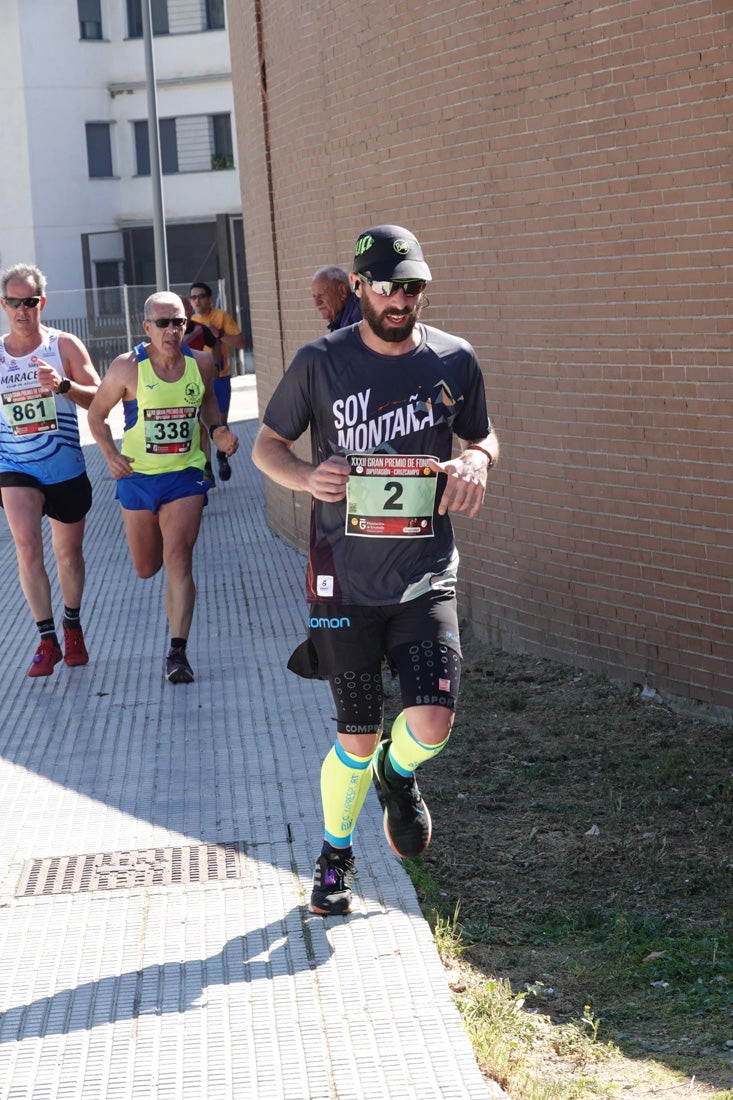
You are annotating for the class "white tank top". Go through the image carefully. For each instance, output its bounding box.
[0,328,85,483]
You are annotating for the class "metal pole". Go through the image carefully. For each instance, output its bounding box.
[122,283,133,349]
[141,0,169,291]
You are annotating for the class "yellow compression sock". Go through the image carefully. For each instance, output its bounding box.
[387,711,451,777]
[320,742,376,848]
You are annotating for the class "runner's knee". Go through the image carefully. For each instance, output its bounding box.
[402,705,454,745]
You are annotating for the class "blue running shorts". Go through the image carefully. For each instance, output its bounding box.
[115,468,209,513]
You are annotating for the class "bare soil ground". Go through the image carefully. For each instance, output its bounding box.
[387,647,733,1098]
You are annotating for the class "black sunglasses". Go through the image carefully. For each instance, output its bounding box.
[4,296,42,309]
[147,317,187,329]
[356,274,427,298]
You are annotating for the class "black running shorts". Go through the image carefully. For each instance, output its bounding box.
[0,471,92,523]
[288,589,461,680]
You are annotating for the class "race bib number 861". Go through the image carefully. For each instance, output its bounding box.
[1,387,58,436]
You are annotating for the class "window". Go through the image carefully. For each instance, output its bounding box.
[86,123,113,178]
[127,0,169,38]
[78,0,102,39]
[134,114,234,175]
[211,114,234,170]
[160,119,179,174]
[134,121,149,175]
[134,119,178,175]
[206,0,225,30]
[127,0,223,36]
[94,261,124,315]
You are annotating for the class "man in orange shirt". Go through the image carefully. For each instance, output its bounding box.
[189,282,245,481]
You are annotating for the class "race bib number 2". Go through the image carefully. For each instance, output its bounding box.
[345,453,438,538]
[1,387,58,436]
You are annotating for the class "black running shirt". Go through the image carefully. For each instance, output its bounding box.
[262,323,491,606]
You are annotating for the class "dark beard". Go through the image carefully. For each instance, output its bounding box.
[360,293,423,343]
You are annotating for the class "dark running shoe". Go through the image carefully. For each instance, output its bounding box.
[63,624,89,667]
[309,849,355,916]
[372,739,432,859]
[166,646,194,684]
[217,451,232,482]
[203,461,216,486]
[27,637,63,678]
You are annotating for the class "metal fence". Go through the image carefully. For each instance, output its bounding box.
[42,280,248,377]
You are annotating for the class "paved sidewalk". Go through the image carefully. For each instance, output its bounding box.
[0,377,504,1099]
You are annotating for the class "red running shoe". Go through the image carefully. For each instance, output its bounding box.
[28,638,63,678]
[63,624,89,667]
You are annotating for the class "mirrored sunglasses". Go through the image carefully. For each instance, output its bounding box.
[4,296,42,309]
[148,317,187,329]
[357,274,427,298]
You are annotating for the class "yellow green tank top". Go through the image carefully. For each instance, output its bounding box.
[122,343,206,475]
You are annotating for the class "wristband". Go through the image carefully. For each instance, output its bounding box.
[465,443,494,468]
[209,424,223,440]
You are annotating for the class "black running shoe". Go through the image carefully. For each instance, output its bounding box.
[165,646,194,684]
[203,461,216,486]
[309,849,355,916]
[217,451,232,482]
[372,739,432,858]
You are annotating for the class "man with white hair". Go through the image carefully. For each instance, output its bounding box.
[311,266,362,331]
[88,292,238,684]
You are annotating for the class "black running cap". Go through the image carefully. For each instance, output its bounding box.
[352,225,432,281]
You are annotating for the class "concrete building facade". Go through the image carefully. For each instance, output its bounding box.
[227,1,733,709]
[2,0,248,340]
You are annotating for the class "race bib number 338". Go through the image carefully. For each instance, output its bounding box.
[144,407,196,454]
[345,453,438,538]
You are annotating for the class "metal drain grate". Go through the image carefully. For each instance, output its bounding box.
[16,841,251,897]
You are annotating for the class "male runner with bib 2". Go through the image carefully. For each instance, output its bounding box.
[253,225,499,915]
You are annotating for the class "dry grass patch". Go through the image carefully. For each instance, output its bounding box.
[389,649,733,1099]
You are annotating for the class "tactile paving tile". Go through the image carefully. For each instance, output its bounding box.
[0,380,505,1099]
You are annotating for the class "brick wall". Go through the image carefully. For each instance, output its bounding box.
[227,1,733,709]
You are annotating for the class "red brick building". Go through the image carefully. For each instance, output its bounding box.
[227,2,733,709]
